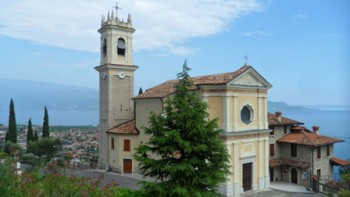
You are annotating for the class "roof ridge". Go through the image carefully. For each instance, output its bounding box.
[301,131,314,145]
[191,64,251,79]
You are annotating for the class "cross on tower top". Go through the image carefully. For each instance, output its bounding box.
[113,2,122,17]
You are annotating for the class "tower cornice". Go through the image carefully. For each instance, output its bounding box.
[95,64,138,72]
[98,22,135,33]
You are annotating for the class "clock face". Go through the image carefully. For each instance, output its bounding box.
[118,71,126,79]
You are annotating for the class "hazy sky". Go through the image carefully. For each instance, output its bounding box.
[0,0,349,106]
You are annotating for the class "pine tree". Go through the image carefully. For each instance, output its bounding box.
[27,118,34,142]
[138,87,143,95]
[5,99,17,143]
[134,61,230,196]
[34,129,39,141]
[42,106,50,138]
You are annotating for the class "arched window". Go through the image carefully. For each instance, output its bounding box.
[102,38,107,56]
[117,38,126,56]
[240,105,254,124]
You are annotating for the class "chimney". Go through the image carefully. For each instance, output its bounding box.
[312,126,320,135]
[275,111,282,122]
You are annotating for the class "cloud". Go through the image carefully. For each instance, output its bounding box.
[291,14,308,20]
[0,0,262,54]
[244,30,272,36]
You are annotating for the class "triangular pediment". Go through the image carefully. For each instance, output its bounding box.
[228,67,272,89]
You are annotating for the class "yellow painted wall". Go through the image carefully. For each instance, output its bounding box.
[227,135,269,191]
[208,96,223,128]
[108,134,139,173]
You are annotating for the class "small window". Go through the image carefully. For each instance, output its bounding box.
[269,126,274,136]
[327,145,330,156]
[317,169,321,178]
[317,146,321,158]
[240,105,253,124]
[111,138,114,149]
[124,139,130,151]
[117,38,126,56]
[284,126,287,134]
[302,171,308,180]
[102,38,107,56]
[270,143,275,157]
[291,144,297,157]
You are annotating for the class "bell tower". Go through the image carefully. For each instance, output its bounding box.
[95,10,138,169]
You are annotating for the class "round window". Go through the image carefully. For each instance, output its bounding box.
[241,105,253,124]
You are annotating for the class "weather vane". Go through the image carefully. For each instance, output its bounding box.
[113,2,122,17]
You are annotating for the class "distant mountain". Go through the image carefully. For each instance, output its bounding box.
[0,78,308,113]
[268,101,308,112]
[0,79,98,111]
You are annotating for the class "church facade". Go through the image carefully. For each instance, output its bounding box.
[95,10,272,196]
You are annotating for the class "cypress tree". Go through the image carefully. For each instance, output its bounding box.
[134,61,230,196]
[34,129,39,141]
[138,87,143,95]
[42,106,50,138]
[5,99,17,143]
[27,118,34,142]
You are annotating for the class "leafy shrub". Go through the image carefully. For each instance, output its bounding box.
[0,159,142,197]
[27,138,61,159]
[339,190,350,197]
[3,141,21,155]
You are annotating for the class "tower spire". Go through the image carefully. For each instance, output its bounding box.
[113,2,122,18]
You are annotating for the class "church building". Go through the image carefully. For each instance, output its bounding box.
[95,10,272,196]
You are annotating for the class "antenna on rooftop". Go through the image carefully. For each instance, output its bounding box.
[244,55,248,65]
[113,2,122,17]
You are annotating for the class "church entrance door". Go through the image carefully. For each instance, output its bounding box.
[243,163,252,191]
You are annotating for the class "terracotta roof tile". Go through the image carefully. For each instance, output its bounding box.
[268,112,303,125]
[134,65,251,99]
[269,158,309,169]
[330,157,350,166]
[107,120,139,135]
[290,126,312,133]
[277,130,343,146]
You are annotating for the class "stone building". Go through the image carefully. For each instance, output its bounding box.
[268,112,350,189]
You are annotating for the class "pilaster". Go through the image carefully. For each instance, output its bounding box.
[233,96,238,131]
[223,96,231,131]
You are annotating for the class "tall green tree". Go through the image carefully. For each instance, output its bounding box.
[138,87,143,95]
[27,118,34,142]
[34,129,39,141]
[134,61,230,196]
[42,106,50,138]
[5,99,17,143]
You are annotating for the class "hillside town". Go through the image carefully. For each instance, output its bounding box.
[0,1,349,197]
[0,125,99,166]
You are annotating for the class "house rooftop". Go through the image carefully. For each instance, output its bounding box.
[107,120,139,135]
[330,157,350,167]
[134,65,270,99]
[268,112,303,126]
[278,129,343,146]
